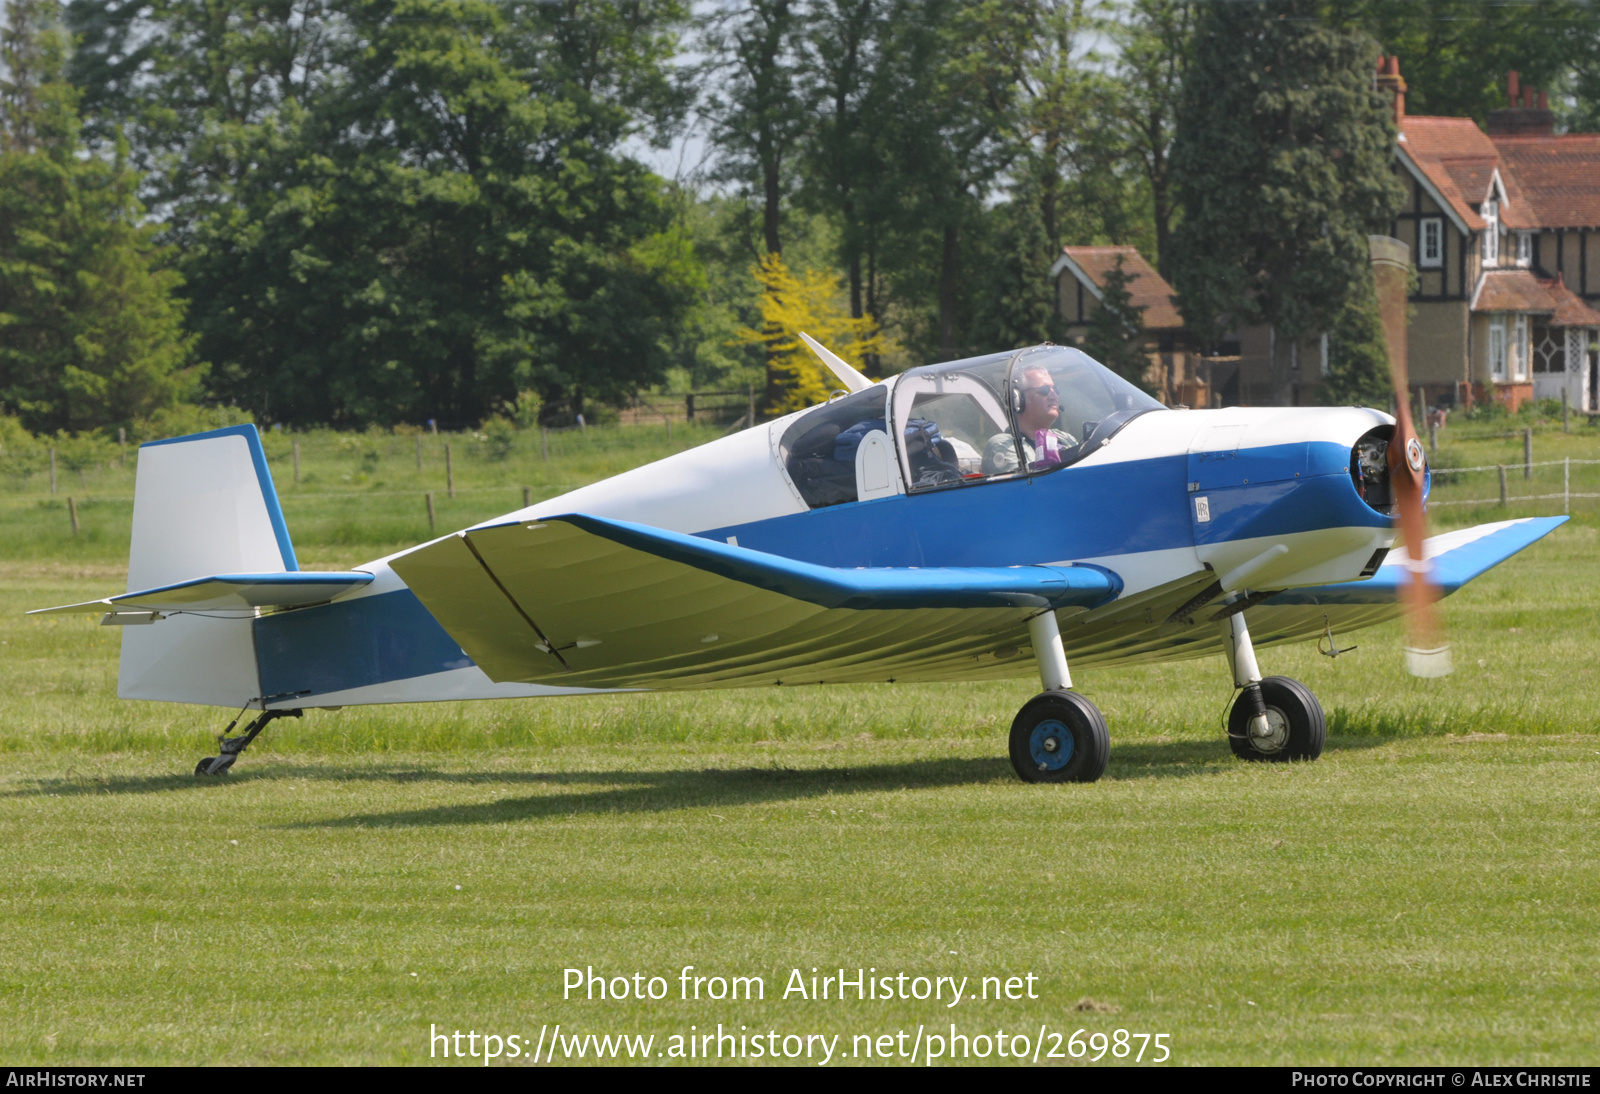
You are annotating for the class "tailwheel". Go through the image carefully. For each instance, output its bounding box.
[195,757,222,776]
[1228,676,1325,762]
[1009,690,1109,784]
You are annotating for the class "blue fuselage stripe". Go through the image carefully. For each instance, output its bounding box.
[699,443,1381,568]
[254,589,472,697]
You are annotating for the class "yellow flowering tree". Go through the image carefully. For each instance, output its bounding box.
[737,253,890,415]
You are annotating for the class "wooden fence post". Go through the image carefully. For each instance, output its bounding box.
[1523,428,1532,480]
[426,492,436,534]
[445,444,454,498]
[686,393,696,422]
[68,496,78,535]
[522,485,531,508]
[1563,388,1571,433]
[1498,464,1508,506]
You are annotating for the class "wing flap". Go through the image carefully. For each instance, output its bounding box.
[29,571,374,615]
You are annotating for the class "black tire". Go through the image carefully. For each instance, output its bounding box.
[1009,690,1110,784]
[195,757,219,776]
[1228,676,1325,762]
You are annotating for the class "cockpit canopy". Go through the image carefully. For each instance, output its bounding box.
[780,345,1165,509]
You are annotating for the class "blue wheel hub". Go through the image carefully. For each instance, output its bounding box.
[1030,718,1076,771]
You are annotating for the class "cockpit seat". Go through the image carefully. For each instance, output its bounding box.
[786,421,858,508]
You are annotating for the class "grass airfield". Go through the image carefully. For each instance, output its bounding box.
[1,422,1598,1065]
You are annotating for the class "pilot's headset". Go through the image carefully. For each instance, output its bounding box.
[1010,368,1046,416]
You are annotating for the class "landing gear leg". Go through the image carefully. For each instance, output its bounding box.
[1007,610,1109,783]
[195,707,302,776]
[1221,611,1324,762]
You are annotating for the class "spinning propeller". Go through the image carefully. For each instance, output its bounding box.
[1384,315,1452,678]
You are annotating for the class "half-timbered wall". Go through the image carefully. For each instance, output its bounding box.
[1390,174,1470,300]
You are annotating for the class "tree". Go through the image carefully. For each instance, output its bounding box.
[878,0,1033,359]
[797,0,894,325]
[1318,271,1391,407]
[967,190,1058,351]
[79,0,699,428]
[1322,0,1595,124]
[1107,0,1192,279]
[1080,254,1153,391]
[735,251,888,413]
[0,0,197,435]
[701,0,810,258]
[1167,1,1405,353]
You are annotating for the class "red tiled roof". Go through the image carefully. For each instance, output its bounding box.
[1545,276,1600,327]
[1400,115,1600,231]
[1472,269,1555,313]
[1489,135,1600,228]
[1398,117,1495,230]
[1058,246,1184,329]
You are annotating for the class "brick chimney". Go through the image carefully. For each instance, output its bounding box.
[1489,69,1554,136]
[1376,55,1406,125]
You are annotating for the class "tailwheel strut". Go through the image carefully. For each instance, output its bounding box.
[195,707,302,776]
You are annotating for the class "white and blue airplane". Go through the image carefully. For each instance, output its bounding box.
[32,339,1564,782]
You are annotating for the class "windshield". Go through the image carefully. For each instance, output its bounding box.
[889,345,1164,491]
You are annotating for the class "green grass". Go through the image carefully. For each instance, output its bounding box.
[0,420,1597,1064]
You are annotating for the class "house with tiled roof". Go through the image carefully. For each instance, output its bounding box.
[1051,61,1600,413]
[1049,245,1211,406]
[1388,62,1600,412]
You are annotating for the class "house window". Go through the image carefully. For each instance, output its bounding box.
[1517,232,1533,267]
[1534,321,1561,373]
[1419,218,1443,268]
[1489,316,1507,380]
[1482,200,1499,265]
[1512,314,1530,381]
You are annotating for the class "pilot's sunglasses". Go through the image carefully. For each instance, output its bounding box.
[1025,384,1059,398]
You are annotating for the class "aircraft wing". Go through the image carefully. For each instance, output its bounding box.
[388,514,1122,689]
[28,572,374,616]
[1267,516,1567,605]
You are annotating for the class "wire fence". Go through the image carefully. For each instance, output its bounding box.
[1429,457,1600,512]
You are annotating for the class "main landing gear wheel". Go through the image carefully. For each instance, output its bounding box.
[1228,676,1325,763]
[1009,690,1110,784]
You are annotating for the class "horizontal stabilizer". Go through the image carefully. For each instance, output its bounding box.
[1269,516,1566,605]
[30,571,374,616]
[547,513,1122,610]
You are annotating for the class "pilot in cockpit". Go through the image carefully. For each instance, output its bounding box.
[982,364,1078,475]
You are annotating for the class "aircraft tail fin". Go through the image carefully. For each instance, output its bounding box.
[116,425,299,707]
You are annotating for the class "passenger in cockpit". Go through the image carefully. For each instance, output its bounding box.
[982,365,1078,474]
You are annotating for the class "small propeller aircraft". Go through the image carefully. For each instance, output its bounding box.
[32,337,1563,783]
